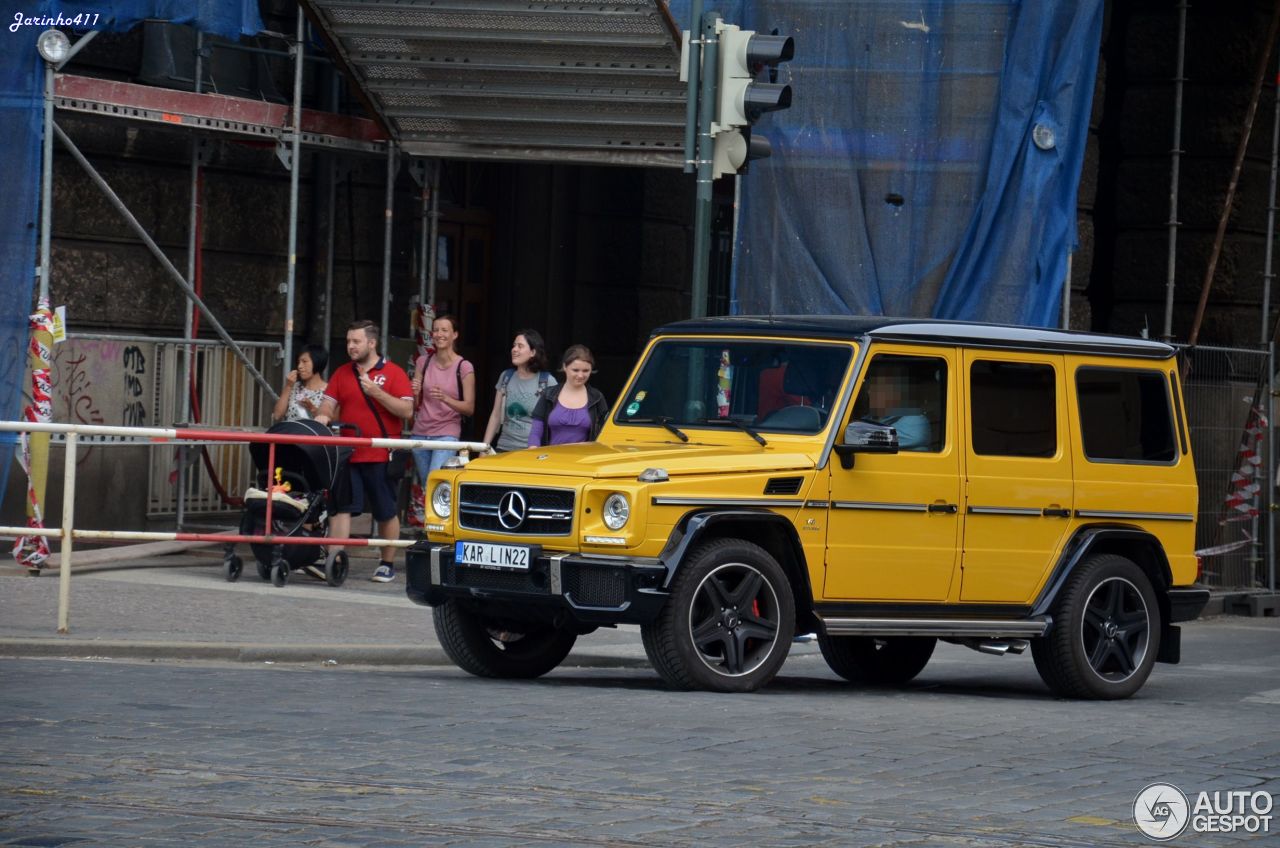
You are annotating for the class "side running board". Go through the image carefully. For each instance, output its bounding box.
[818,616,1051,639]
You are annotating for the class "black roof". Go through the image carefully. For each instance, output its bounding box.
[651,315,1177,360]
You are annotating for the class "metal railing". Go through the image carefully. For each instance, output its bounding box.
[0,420,486,634]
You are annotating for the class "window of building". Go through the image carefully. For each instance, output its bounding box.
[970,360,1057,457]
[1076,368,1177,463]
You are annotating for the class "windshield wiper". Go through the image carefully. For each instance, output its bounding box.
[626,416,689,442]
[700,417,767,446]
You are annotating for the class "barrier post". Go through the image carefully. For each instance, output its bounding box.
[58,432,77,634]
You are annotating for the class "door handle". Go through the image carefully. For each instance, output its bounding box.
[1042,507,1071,518]
[928,503,958,514]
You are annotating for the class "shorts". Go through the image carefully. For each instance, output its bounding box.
[330,460,398,523]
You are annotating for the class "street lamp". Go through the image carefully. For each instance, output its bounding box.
[36,29,70,65]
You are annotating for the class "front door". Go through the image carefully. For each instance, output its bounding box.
[959,351,1074,603]
[824,347,961,601]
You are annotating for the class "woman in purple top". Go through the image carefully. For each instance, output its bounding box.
[528,344,609,446]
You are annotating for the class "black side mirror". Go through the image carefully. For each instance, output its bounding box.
[833,420,900,469]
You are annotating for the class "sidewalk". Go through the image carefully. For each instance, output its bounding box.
[0,541,653,669]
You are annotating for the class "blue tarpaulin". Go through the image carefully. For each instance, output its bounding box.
[0,27,43,497]
[13,1,263,41]
[666,0,1103,327]
[0,1,263,507]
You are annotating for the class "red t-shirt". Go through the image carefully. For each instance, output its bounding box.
[324,358,412,463]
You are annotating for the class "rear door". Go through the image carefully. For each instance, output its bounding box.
[960,351,1074,603]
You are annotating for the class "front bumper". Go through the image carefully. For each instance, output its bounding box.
[405,542,670,626]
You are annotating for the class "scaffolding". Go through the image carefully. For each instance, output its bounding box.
[36,9,413,527]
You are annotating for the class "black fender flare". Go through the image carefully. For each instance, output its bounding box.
[1030,525,1174,619]
[657,509,814,599]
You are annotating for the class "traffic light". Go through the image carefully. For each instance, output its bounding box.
[712,24,794,179]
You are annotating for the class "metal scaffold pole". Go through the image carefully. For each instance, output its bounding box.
[1162,0,1188,341]
[381,143,397,346]
[178,31,205,531]
[428,160,441,307]
[690,11,719,319]
[282,8,305,376]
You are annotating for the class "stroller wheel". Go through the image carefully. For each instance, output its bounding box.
[256,560,271,581]
[223,555,243,582]
[270,560,289,587]
[325,550,349,587]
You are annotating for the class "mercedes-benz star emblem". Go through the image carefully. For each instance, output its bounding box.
[497,490,527,530]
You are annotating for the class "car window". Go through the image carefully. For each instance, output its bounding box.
[616,340,852,434]
[850,354,947,452]
[970,360,1057,457]
[1076,367,1177,463]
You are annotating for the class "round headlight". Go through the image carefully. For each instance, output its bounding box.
[430,481,452,519]
[602,493,630,531]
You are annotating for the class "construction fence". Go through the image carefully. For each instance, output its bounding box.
[1177,343,1275,592]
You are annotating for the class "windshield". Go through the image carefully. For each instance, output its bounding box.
[615,339,854,435]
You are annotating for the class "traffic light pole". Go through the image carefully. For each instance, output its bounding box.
[682,0,703,175]
[690,12,719,319]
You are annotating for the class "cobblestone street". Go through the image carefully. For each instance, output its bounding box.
[2,616,1277,846]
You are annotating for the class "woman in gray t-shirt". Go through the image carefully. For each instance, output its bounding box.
[482,329,557,452]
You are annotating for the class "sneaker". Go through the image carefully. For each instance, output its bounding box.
[304,564,326,581]
[371,563,395,583]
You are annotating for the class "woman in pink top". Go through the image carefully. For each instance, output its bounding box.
[410,314,476,485]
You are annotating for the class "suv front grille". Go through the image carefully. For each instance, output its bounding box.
[458,484,575,536]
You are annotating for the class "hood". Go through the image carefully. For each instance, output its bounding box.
[465,440,816,479]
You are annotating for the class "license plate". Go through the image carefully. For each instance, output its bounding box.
[455,541,533,570]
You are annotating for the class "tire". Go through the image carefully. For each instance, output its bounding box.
[640,538,795,693]
[223,555,243,583]
[325,550,349,587]
[432,600,577,679]
[1031,553,1160,700]
[817,633,936,685]
[270,561,289,588]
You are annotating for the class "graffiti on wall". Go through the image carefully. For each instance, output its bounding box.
[122,345,147,427]
[49,339,155,430]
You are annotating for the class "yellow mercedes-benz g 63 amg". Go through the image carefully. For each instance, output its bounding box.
[407,316,1208,698]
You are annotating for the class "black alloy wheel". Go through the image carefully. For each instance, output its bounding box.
[817,633,936,685]
[433,599,577,679]
[642,538,795,693]
[1032,553,1160,700]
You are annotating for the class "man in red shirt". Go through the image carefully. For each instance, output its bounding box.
[316,320,413,582]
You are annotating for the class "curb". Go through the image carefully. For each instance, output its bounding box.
[0,638,653,669]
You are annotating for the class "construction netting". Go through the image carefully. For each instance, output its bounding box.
[666,0,1102,326]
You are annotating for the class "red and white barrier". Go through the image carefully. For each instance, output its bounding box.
[0,420,489,634]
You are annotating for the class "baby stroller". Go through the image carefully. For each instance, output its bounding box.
[222,418,352,588]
